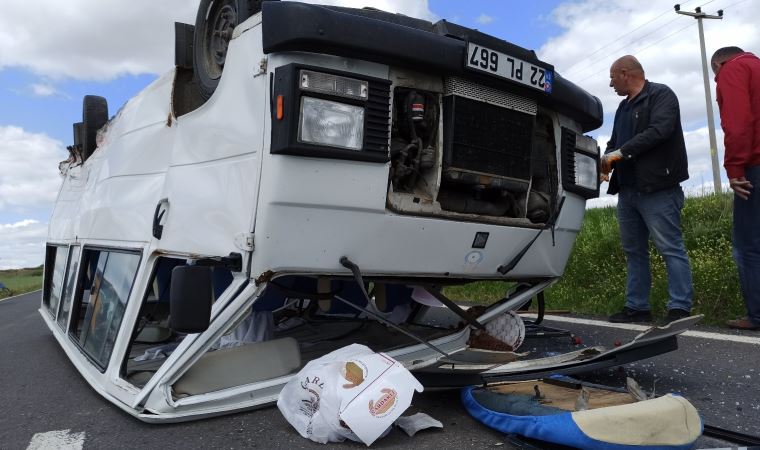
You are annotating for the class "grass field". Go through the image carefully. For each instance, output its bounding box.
[0,266,43,300]
[444,192,744,325]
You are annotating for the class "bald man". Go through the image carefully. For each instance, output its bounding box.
[601,55,693,324]
[711,46,760,330]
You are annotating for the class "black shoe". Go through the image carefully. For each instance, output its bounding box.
[608,307,652,323]
[664,308,691,323]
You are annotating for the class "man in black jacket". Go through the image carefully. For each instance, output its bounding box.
[601,55,693,323]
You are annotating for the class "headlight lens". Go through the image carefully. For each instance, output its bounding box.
[298,97,365,150]
[574,152,597,190]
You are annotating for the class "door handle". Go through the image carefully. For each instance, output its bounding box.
[152,198,169,239]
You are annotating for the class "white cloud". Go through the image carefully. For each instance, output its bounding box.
[683,125,726,190]
[10,82,70,98]
[30,83,63,97]
[0,0,434,82]
[477,14,495,24]
[0,219,47,269]
[0,126,66,213]
[539,0,758,193]
[0,1,198,81]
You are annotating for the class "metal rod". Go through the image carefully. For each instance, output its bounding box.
[702,424,760,446]
[333,294,450,357]
[423,287,487,331]
[338,255,450,357]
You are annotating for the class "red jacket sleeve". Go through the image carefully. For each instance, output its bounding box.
[717,63,754,179]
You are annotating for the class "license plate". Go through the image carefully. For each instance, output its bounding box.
[466,43,553,94]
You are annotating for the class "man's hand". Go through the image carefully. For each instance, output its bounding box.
[729,177,753,200]
[599,149,623,182]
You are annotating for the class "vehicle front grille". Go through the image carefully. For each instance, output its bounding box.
[442,78,536,188]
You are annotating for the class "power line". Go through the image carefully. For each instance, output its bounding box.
[561,2,691,73]
[566,15,684,77]
[575,21,696,84]
[567,0,746,84]
[633,21,697,58]
[711,0,752,11]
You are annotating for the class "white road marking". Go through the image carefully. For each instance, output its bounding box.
[0,289,41,303]
[26,429,85,450]
[524,314,760,345]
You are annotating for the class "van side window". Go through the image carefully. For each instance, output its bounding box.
[57,246,81,330]
[43,245,69,317]
[69,249,141,370]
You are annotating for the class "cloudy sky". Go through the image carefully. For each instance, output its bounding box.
[0,0,757,269]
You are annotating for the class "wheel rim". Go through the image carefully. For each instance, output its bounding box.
[204,2,237,80]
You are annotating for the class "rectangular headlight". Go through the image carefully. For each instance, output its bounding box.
[574,152,598,190]
[298,97,365,150]
[300,70,369,100]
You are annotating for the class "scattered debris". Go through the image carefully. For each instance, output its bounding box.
[626,377,656,401]
[575,387,591,411]
[394,413,443,437]
[533,385,544,401]
[626,377,648,402]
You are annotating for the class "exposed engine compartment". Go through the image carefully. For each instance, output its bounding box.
[387,74,559,226]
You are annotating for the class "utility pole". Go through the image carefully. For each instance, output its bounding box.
[675,4,723,194]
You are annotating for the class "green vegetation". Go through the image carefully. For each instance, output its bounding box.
[444,193,744,325]
[0,266,43,300]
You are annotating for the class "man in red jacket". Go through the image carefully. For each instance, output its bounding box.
[711,46,760,330]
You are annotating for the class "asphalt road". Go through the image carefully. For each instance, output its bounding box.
[2,291,758,449]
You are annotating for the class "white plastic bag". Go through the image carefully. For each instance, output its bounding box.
[277,344,423,446]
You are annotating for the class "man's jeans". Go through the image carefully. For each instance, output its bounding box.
[617,186,693,312]
[733,165,760,326]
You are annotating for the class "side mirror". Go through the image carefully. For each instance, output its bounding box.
[169,266,213,333]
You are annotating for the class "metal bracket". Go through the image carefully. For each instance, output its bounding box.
[234,232,255,251]
[255,57,268,76]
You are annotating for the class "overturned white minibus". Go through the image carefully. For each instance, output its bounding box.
[40,0,696,422]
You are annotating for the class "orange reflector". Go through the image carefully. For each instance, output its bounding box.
[276,95,284,120]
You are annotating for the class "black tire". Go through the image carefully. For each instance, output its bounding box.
[82,95,108,160]
[193,0,260,100]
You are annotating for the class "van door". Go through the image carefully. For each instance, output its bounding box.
[150,19,268,259]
